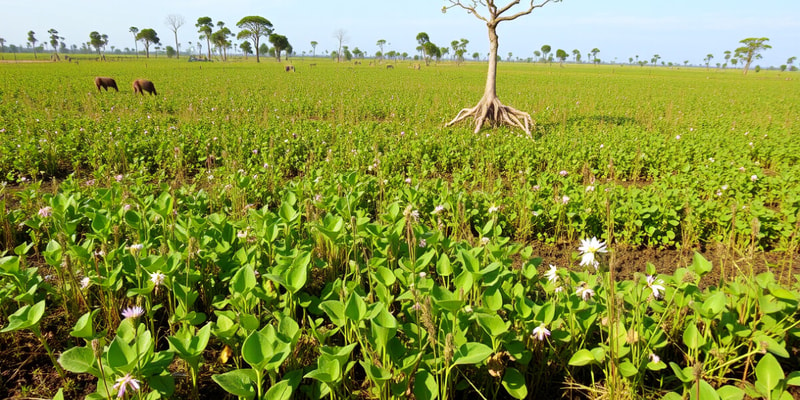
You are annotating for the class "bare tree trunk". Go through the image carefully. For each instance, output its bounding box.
[446,22,532,135]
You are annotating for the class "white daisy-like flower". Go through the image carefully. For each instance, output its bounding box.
[646,275,665,299]
[488,204,499,214]
[150,271,166,288]
[544,264,558,284]
[649,353,661,363]
[80,277,91,290]
[578,237,607,269]
[576,283,595,301]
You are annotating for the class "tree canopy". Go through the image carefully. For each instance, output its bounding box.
[136,29,160,58]
[196,17,214,60]
[236,16,273,63]
[736,37,771,75]
[269,33,290,62]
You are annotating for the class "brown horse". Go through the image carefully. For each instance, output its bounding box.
[94,77,119,92]
[133,79,157,96]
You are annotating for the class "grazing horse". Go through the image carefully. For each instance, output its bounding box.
[285,65,295,72]
[132,79,157,96]
[386,64,394,69]
[94,77,119,92]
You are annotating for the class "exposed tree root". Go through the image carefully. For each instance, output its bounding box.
[446,96,532,136]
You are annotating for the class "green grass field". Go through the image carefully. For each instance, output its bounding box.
[0,57,799,399]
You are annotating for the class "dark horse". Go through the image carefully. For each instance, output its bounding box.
[133,79,157,96]
[94,77,119,92]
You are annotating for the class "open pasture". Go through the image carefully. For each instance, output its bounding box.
[1,58,799,399]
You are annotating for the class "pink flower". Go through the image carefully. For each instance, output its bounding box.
[532,323,551,341]
[38,206,53,218]
[113,373,141,398]
[121,305,144,319]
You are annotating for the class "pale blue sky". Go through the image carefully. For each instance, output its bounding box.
[1,0,798,67]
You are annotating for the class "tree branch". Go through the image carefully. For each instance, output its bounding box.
[445,1,489,23]
[494,0,555,24]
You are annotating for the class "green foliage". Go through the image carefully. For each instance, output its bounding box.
[1,60,799,399]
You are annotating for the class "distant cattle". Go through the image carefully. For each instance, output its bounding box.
[354,61,361,65]
[285,65,295,72]
[386,64,394,69]
[95,77,119,92]
[309,63,316,68]
[132,79,157,96]
[412,63,421,70]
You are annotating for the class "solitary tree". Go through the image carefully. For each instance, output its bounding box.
[269,34,290,62]
[555,48,568,66]
[196,17,214,60]
[735,37,770,75]
[572,49,581,63]
[239,41,252,59]
[48,29,62,60]
[27,31,38,59]
[590,48,600,64]
[236,16,273,63]
[165,14,185,59]
[540,44,551,63]
[136,29,160,58]
[443,0,560,135]
[704,53,713,70]
[89,31,107,56]
[310,41,318,57]
[376,39,386,60]
[129,27,139,58]
[0,38,6,53]
[333,29,348,62]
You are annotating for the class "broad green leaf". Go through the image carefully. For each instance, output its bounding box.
[265,370,302,400]
[716,385,745,400]
[701,291,727,317]
[70,310,97,339]
[690,252,712,277]
[683,323,705,350]
[242,331,271,371]
[501,367,528,399]
[475,313,508,338]
[212,369,257,399]
[107,336,137,371]
[618,360,639,377]
[669,362,693,383]
[690,380,720,400]
[231,264,257,295]
[568,349,597,366]
[755,353,784,392]
[58,346,96,374]
[319,300,346,327]
[1,300,46,333]
[436,254,453,277]
[360,360,391,383]
[413,369,438,400]
[285,250,310,293]
[452,342,493,366]
[345,291,367,322]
